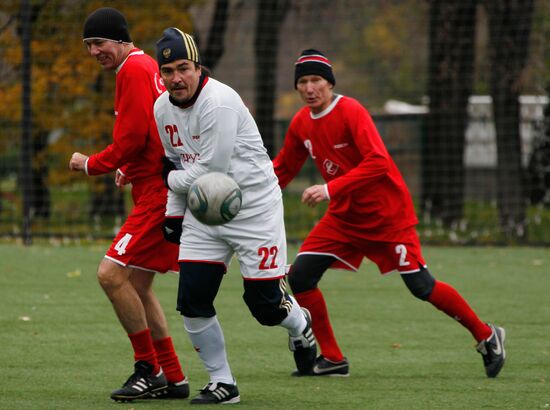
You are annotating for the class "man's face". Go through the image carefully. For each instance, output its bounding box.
[84,39,126,70]
[296,75,334,114]
[160,59,201,104]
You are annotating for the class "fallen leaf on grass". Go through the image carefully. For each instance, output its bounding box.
[66,269,81,278]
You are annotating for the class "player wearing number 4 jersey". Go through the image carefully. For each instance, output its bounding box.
[69,8,188,402]
[153,28,316,404]
[273,49,506,378]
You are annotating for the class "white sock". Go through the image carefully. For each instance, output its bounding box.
[279,295,307,336]
[183,315,234,385]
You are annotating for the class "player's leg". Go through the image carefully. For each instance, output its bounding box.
[96,258,167,401]
[401,266,492,341]
[385,228,505,377]
[242,277,317,375]
[401,267,505,377]
[288,254,349,376]
[178,261,240,405]
[130,269,188,398]
[233,198,317,377]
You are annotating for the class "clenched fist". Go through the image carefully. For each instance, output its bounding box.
[69,152,88,172]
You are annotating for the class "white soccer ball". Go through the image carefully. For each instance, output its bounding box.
[187,172,242,225]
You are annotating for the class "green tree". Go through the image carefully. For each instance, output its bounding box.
[0,0,197,219]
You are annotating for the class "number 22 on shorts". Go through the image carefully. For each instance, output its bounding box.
[258,246,278,270]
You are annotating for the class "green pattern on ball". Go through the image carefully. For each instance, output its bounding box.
[220,188,243,221]
[188,184,209,218]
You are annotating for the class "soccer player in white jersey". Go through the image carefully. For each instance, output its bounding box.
[153,27,317,405]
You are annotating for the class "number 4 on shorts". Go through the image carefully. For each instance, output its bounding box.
[114,233,133,255]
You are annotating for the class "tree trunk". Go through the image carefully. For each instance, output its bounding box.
[31,130,50,218]
[254,0,291,158]
[422,0,477,227]
[526,83,550,205]
[484,0,534,240]
[198,0,229,71]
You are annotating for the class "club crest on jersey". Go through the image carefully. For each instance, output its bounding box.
[323,159,339,175]
[162,48,171,59]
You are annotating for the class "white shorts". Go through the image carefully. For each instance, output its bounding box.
[179,199,287,280]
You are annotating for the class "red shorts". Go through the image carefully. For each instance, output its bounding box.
[298,216,426,275]
[105,181,179,273]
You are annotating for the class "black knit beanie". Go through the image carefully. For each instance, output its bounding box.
[83,7,132,43]
[156,28,201,66]
[294,49,335,88]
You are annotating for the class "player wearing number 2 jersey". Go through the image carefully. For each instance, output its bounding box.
[273,49,506,379]
[154,28,317,405]
[68,8,187,402]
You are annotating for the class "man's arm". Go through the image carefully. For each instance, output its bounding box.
[87,66,154,175]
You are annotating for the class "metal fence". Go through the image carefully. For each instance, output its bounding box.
[1,0,548,245]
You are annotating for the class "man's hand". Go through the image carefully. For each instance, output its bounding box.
[69,152,88,172]
[302,184,329,208]
[162,156,177,190]
[115,169,130,187]
[163,216,183,244]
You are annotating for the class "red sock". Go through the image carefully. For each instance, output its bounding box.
[153,337,185,383]
[428,280,492,342]
[128,329,160,374]
[295,288,344,362]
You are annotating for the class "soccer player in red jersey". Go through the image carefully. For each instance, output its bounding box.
[68,8,188,401]
[273,49,506,378]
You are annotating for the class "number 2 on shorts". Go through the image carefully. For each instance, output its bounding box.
[395,244,411,267]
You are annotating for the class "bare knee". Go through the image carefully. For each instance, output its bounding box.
[96,259,128,294]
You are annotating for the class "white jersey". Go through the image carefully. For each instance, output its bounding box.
[154,77,282,217]
[154,76,286,278]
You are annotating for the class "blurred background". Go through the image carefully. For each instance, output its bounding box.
[0,0,548,245]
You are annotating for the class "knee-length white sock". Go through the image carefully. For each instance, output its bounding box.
[183,315,235,385]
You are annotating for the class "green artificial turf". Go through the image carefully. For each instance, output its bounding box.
[1,243,548,409]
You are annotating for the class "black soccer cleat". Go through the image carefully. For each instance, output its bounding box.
[289,308,317,375]
[160,378,190,399]
[312,355,350,377]
[476,324,506,378]
[110,360,168,402]
[190,381,240,405]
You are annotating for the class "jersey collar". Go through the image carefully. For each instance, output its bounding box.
[310,94,342,119]
[116,48,143,74]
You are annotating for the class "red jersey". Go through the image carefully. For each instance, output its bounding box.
[87,49,165,185]
[273,95,418,239]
